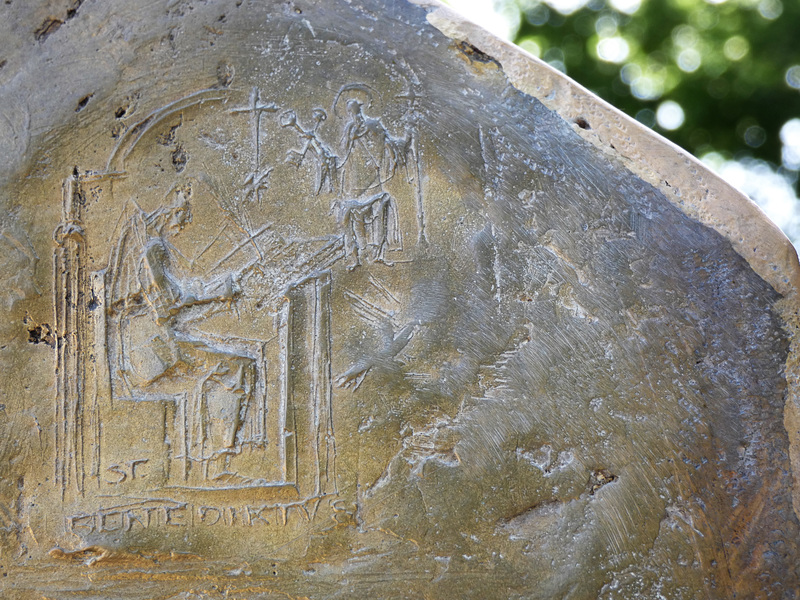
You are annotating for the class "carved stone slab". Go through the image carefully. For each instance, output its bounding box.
[1,0,798,598]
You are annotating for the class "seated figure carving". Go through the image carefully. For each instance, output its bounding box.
[106,184,256,486]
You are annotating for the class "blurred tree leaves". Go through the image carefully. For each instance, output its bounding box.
[512,0,800,187]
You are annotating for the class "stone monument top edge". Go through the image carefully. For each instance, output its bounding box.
[415,0,800,299]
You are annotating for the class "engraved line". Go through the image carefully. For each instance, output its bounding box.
[343,290,393,324]
[368,274,399,305]
[191,222,229,267]
[312,278,322,497]
[209,224,273,272]
[278,300,290,482]
[412,131,427,244]
[322,273,336,493]
[106,89,227,172]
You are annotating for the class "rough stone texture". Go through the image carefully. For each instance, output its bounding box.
[0,1,799,598]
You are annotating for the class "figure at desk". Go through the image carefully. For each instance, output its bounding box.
[107,184,256,485]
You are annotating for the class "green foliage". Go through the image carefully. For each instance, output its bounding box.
[514,0,800,180]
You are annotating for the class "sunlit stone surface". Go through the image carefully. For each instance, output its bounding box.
[1,1,798,598]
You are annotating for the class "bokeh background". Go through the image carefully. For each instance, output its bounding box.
[446,0,800,246]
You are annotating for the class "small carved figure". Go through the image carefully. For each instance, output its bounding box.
[336,319,419,389]
[331,191,400,270]
[280,108,339,195]
[339,98,411,197]
[107,184,256,484]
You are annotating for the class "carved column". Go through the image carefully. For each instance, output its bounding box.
[53,175,88,498]
[279,270,337,498]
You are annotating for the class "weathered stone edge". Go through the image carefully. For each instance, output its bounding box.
[413,0,800,299]
[412,0,800,522]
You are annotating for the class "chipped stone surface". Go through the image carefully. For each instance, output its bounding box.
[420,0,800,299]
[0,1,798,598]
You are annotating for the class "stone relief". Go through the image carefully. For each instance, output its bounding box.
[51,77,426,524]
[0,1,796,597]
